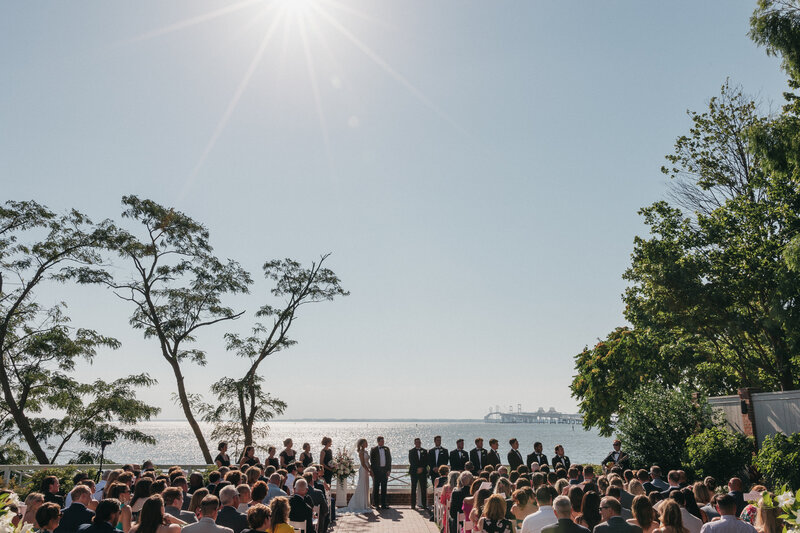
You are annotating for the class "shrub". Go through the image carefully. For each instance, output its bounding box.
[685,427,753,481]
[617,383,713,470]
[16,465,97,499]
[754,432,800,489]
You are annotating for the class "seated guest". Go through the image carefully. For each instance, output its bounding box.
[55,485,94,533]
[302,471,328,533]
[660,472,683,499]
[628,495,659,533]
[654,500,688,533]
[511,487,538,526]
[644,468,668,494]
[595,496,642,533]
[666,492,701,533]
[215,486,248,533]
[241,504,270,533]
[188,489,209,516]
[727,479,746,517]
[183,496,231,533]
[36,502,62,533]
[542,495,590,533]
[470,489,493,527]
[436,466,451,489]
[521,486,555,533]
[250,483,267,508]
[478,494,515,533]
[692,482,715,522]
[607,487,633,519]
[22,492,44,527]
[82,499,121,533]
[288,479,313,533]
[107,482,133,532]
[163,487,196,524]
[441,472,461,533]
[700,495,756,533]
[266,497,293,533]
[236,485,251,513]
[752,495,780,533]
[568,468,581,486]
[130,495,183,533]
[449,472,474,533]
[41,476,65,507]
[263,474,286,505]
[188,474,205,496]
[629,480,646,498]
[568,486,584,521]
[576,492,602,532]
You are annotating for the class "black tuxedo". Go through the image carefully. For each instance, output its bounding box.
[552,454,570,471]
[215,506,248,533]
[55,503,94,533]
[594,516,642,533]
[507,448,524,471]
[542,518,591,533]
[428,446,449,483]
[601,450,631,470]
[370,445,392,508]
[78,522,117,533]
[288,493,314,533]
[449,448,469,471]
[408,447,429,509]
[469,447,488,471]
[486,448,501,468]
[527,452,548,469]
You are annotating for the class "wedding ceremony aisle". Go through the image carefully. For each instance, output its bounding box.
[331,506,439,533]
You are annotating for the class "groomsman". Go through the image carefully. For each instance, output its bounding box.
[408,438,429,510]
[370,436,391,509]
[507,438,524,471]
[449,439,469,471]
[469,438,488,472]
[428,435,448,485]
[486,439,501,468]
[527,441,548,470]
[552,444,571,471]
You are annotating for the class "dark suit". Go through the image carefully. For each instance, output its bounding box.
[428,446,449,483]
[659,486,682,499]
[307,484,328,533]
[527,452,548,469]
[601,451,631,470]
[469,447,488,471]
[507,448,524,471]
[449,448,469,471]
[166,505,197,524]
[314,480,330,532]
[594,516,642,533]
[288,493,314,533]
[552,454,571,471]
[618,490,634,510]
[408,447,429,509]
[729,490,745,516]
[55,503,95,533]
[486,448,501,469]
[78,522,116,533]
[370,445,392,508]
[215,506,248,533]
[449,487,469,533]
[542,518,591,533]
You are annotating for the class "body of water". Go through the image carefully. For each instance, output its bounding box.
[80,420,612,466]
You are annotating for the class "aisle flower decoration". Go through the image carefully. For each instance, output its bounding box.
[764,487,800,533]
[331,447,355,483]
[0,491,33,533]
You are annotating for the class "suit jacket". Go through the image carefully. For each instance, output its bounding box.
[184,517,233,533]
[542,518,591,533]
[449,487,469,520]
[428,446,449,473]
[370,445,392,471]
[552,454,571,471]
[486,449,501,468]
[55,503,95,533]
[594,516,642,533]
[408,447,428,476]
[78,522,116,533]
[729,491,746,516]
[507,448,524,471]
[165,505,197,524]
[618,490,634,510]
[215,506,248,533]
[449,449,469,471]
[307,484,328,519]
[469,447,488,471]
[601,451,631,470]
[288,493,314,533]
[527,452,548,469]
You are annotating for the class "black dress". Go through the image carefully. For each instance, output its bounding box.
[267,457,280,470]
[242,457,259,467]
[480,518,513,533]
[279,449,296,466]
[214,453,231,467]
[299,452,313,467]
[322,448,333,484]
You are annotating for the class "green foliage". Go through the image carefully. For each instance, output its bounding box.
[684,427,754,481]
[754,432,800,488]
[0,443,33,465]
[616,383,713,470]
[16,465,96,499]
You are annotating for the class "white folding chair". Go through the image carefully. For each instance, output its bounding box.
[289,521,306,533]
[457,512,465,533]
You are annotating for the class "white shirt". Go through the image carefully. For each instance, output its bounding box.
[681,507,703,533]
[521,505,557,533]
[378,447,386,467]
[286,473,295,495]
[700,515,757,533]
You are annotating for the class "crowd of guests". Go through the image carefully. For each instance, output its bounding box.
[428,438,780,533]
[6,438,338,533]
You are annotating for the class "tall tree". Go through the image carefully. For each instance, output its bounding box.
[103,196,252,464]
[0,200,158,464]
[201,255,348,449]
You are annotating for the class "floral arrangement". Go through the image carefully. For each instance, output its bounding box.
[0,491,32,533]
[331,447,355,483]
[764,488,799,533]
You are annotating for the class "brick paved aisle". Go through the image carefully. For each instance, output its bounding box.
[330,506,439,533]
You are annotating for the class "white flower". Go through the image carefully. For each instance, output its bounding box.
[777,492,796,508]
[0,512,15,533]
[18,522,34,533]
[5,494,20,508]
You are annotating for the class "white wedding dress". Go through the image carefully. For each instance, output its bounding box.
[343,448,372,513]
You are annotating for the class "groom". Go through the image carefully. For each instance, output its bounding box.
[370,436,391,509]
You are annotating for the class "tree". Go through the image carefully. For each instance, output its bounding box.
[684,427,754,482]
[616,383,713,470]
[201,255,348,450]
[0,200,159,464]
[103,196,252,463]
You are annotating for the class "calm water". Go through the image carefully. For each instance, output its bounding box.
[87,420,611,466]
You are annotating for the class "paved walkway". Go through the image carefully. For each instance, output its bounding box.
[331,506,439,533]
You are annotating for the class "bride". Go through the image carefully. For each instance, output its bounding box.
[344,438,372,513]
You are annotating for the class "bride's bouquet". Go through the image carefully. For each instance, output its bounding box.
[331,447,356,483]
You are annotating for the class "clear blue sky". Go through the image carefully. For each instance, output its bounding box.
[0,1,789,419]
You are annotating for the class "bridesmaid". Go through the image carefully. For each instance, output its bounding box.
[298,443,314,467]
[279,438,296,467]
[266,447,280,470]
[319,437,334,485]
[214,442,230,468]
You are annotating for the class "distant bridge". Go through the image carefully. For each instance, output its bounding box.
[484,405,583,424]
